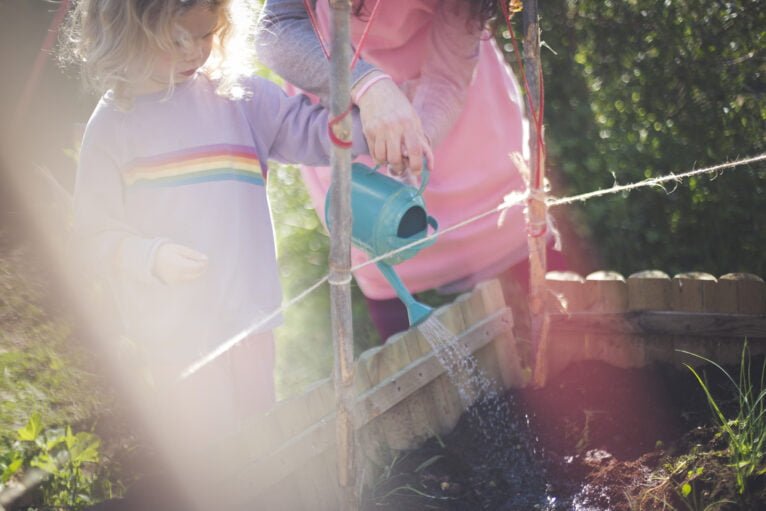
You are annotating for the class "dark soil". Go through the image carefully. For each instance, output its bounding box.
[362,359,766,511]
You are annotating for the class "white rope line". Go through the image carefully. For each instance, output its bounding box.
[179,275,329,380]
[179,152,765,380]
[547,153,766,207]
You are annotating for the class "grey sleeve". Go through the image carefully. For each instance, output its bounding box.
[411,0,481,146]
[256,0,377,101]
[248,78,368,165]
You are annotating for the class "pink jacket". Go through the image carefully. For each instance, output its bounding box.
[266,0,530,299]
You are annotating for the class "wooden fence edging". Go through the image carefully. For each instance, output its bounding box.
[627,270,671,310]
[352,307,512,429]
[217,299,516,507]
[547,311,766,338]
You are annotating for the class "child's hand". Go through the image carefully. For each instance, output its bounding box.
[152,243,209,284]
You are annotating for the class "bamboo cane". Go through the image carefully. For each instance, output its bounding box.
[327,1,357,509]
[521,1,550,388]
[522,0,546,313]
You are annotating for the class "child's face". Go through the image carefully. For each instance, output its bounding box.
[140,4,220,93]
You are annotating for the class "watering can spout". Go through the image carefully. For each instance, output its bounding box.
[376,262,433,326]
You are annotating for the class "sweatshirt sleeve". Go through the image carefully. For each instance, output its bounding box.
[256,0,377,101]
[72,117,166,284]
[411,0,481,146]
[247,77,368,165]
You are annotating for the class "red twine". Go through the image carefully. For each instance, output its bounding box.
[302,0,383,148]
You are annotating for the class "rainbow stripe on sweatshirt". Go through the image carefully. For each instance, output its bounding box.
[123,144,264,188]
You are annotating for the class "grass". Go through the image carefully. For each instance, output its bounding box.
[621,344,765,511]
[679,342,766,497]
[0,246,127,509]
[0,250,107,441]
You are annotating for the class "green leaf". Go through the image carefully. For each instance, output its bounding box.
[45,434,66,452]
[31,453,59,475]
[17,412,43,442]
[65,425,75,451]
[414,455,445,473]
[681,482,692,497]
[1,456,23,483]
[69,432,101,465]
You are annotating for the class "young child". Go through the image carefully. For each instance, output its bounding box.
[61,0,366,494]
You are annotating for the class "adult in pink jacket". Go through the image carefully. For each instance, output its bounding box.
[258,0,538,340]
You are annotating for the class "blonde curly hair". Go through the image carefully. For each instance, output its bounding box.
[60,0,256,106]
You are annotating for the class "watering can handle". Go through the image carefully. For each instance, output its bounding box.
[419,215,438,250]
[371,159,430,195]
[416,160,430,196]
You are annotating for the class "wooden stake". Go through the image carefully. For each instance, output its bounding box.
[327,1,356,509]
[522,0,545,312]
[522,0,548,385]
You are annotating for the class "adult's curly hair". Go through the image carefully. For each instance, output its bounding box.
[354,0,497,26]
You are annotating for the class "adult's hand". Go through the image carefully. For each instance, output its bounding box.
[355,77,433,176]
[152,243,209,285]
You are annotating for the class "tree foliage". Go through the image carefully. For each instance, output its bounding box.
[511,0,765,276]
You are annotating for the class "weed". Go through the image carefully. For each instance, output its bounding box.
[675,465,734,511]
[0,412,118,510]
[679,342,766,496]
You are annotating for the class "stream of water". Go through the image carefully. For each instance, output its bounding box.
[416,315,565,510]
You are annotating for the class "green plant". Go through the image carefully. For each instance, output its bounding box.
[1,412,110,510]
[677,466,734,511]
[634,454,734,511]
[679,342,766,496]
[509,0,766,278]
[364,448,457,508]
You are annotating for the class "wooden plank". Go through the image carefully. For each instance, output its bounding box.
[459,289,525,388]
[293,446,340,511]
[210,405,285,483]
[548,311,766,338]
[401,327,443,444]
[414,308,464,437]
[717,273,766,314]
[354,348,388,467]
[362,333,409,385]
[239,413,338,495]
[371,331,421,451]
[627,270,671,310]
[545,271,585,312]
[287,381,338,510]
[303,379,336,427]
[476,279,506,314]
[585,271,627,312]
[272,391,322,442]
[353,346,382,395]
[582,332,646,368]
[352,308,511,428]
[671,272,717,312]
[234,467,303,510]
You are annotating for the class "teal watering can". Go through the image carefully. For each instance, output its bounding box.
[326,162,439,326]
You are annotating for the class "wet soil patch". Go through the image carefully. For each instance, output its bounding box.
[362,359,766,510]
